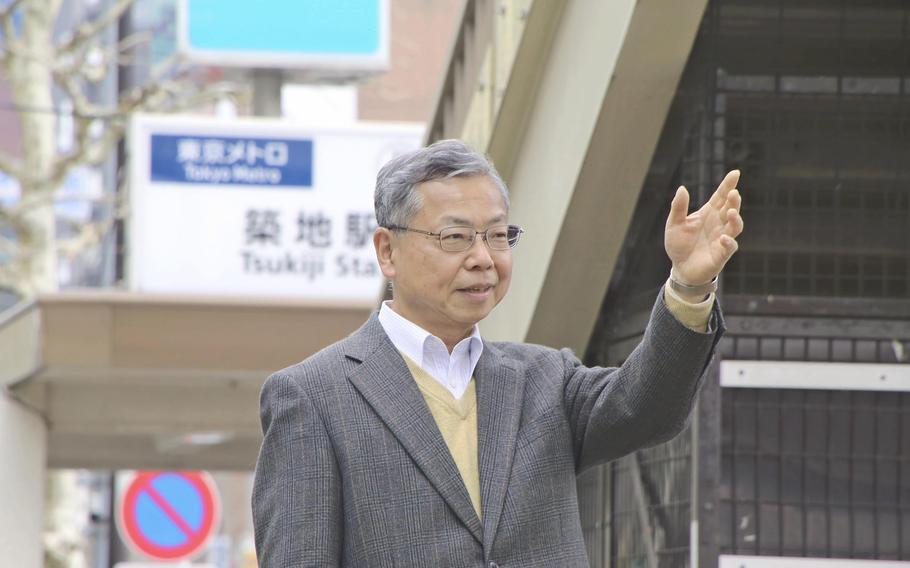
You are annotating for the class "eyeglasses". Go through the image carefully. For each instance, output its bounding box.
[386,224,524,252]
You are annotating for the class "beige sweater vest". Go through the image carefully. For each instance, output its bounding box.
[401,355,482,518]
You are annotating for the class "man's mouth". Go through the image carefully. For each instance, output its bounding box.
[458,284,494,293]
[459,284,493,292]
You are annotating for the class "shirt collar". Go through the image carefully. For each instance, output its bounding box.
[377,301,484,368]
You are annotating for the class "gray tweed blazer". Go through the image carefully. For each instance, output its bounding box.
[253,288,724,567]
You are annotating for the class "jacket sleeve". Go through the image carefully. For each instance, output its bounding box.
[562,286,725,472]
[252,372,343,567]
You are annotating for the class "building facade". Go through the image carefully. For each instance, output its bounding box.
[584,1,910,565]
[428,0,910,566]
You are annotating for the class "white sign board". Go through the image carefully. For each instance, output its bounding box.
[720,361,910,392]
[720,555,910,567]
[128,114,422,300]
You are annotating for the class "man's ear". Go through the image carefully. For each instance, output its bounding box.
[373,227,396,280]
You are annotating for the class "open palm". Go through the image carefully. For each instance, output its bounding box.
[664,170,744,286]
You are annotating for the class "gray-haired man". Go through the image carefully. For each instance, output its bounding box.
[253,139,743,567]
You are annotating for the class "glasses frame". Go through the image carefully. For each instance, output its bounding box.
[385,224,524,252]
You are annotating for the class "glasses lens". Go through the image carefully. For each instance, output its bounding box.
[483,225,510,250]
[506,225,522,248]
[439,227,475,251]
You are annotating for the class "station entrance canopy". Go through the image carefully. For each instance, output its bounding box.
[0,292,371,470]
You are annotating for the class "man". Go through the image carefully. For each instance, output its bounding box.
[253,140,743,567]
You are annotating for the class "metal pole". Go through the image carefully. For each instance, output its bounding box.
[252,69,284,117]
[629,453,659,568]
[690,397,700,568]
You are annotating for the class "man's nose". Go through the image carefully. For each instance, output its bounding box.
[464,234,494,269]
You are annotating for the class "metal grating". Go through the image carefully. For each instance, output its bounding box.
[720,334,910,363]
[719,388,910,559]
[610,431,694,568]
[708,0,910,300]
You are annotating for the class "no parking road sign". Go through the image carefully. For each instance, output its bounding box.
[117,471,221,561]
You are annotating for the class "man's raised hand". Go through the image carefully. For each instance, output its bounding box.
[664,170,744,286]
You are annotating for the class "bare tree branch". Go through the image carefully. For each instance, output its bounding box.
[48,118,122,189]
[0,150,22,179]
[0,204,29,235]
[102,29,152,67]
[149,52,181,80]
[0,209,31,291]
[48,57,235,190]
[4,180,121,223]
[56,0,133,57]
[0,0,27,21]
[0,266,22,293]
[47,116,92,185]
[49,77,184,183]
[0,256,31,296]
[57,192,119,205]
[0,41,37,65]
[57,218,113,258]
[52,28,153,80]
[54,71,104,117]
[0,233,17,256]
[54,50,182,120]
[0,0,27,44]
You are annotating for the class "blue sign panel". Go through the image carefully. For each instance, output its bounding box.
[150,134,313,187]
[186,0,380,55]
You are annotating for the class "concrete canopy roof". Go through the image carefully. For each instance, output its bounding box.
[0,291,372,470]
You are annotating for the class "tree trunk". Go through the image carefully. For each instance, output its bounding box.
[9,0,61,296]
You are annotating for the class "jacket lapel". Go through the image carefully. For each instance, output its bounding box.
[475,343,525,548]
[344,315,483,543]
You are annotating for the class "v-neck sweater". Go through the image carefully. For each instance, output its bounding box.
[401,354,482,519]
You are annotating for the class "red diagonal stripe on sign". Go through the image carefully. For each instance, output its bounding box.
[142,479,197,540]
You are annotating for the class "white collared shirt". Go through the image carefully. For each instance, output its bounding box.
[377,301,483,400]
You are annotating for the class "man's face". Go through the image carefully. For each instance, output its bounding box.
[376,175,513,344]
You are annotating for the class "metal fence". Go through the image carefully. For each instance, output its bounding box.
[719,388,910,559]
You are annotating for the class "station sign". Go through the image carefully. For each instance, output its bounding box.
[128,114,423,300]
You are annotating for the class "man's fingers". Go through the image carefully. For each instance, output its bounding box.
[709,170,740,208]
[725,188,742,213]
[668,186,690,226]
[724,208,744,238]
[720,234,739,257]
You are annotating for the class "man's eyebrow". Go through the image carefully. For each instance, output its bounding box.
[441,215,472,225]
[440,214,507,226]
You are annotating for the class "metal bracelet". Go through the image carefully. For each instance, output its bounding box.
[668,270,718,297]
